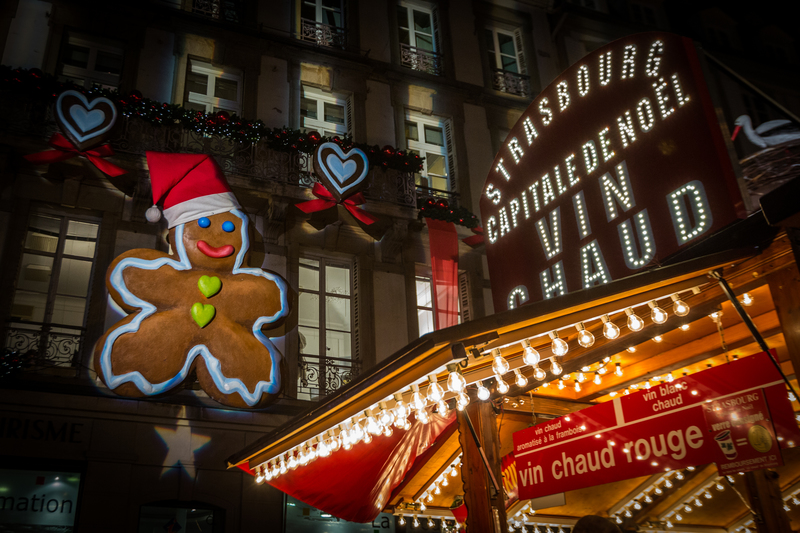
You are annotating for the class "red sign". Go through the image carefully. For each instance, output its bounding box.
[703,390,782,475]
[512,352,799,500]
[501,452,519,508]
[480,32,747,311]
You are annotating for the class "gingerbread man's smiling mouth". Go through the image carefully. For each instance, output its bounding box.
[197,240,235,258]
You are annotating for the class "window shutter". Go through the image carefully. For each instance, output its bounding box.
[513,28,528,75]
[345,94,354,138]
[458,271,472,322]
[432,6,443,56]
[444,119,457,192]
[351,258,361,364]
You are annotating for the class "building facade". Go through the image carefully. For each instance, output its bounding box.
[0,0,798,531]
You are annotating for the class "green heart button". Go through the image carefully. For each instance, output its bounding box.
[191,302,216,328]
[197,275,222,298]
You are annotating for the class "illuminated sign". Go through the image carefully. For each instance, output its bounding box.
[0,469,81,530]
[480,33,746,310]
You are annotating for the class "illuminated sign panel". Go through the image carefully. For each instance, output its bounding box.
[480,33,746,311]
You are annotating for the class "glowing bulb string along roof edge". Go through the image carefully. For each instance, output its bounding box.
[658,474,729,522]
[252,287,702,481]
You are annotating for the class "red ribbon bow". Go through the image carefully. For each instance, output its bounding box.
[461,226,484,247]
[24,133,127,177]
[295,182,378,225]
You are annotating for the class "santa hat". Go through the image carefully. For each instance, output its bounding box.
[145,152,241,228]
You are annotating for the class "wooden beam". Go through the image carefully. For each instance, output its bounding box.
[743,469,792,532]
[768,264,800,378]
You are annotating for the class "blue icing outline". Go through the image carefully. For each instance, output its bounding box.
[100,209,290,406]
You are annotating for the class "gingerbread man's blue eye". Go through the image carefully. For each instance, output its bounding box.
[222,221,235,233]
[198,217,210,228]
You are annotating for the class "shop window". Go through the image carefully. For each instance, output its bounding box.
[184,59,242,115]
[6,211,99,370]
[300,85,352,137]
[405,113,455,193]
[0,467,82,531]
[416,275,463,336]
[297,257,359,401]
[139,501,224,533]
[297,0,346,48]
[486,27,530,97]
[397,1,443,76]
[57,32,123,90]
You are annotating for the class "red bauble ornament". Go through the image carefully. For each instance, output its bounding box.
[307,131,321,143]
[129,89,143,100]
[29,68,43,78]
[382,145,395,157]
[332,136,342,145]
[436,199,449,209]
[216,110,230,122]
[425,198,436,208]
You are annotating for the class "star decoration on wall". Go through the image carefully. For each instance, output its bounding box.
[155,408,211,479]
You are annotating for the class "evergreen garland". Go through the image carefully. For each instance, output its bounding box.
[418,197,480,229]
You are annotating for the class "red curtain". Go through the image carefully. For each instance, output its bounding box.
[267,410,456,523]
[426,218,460,330]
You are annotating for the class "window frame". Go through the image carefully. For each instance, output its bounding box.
[300,85,352,137]
[415,275,435,336]
[185,59,243,115]
[405,112,454,192]
[485,27,521,73]
[300,0,345,28]
[296,256,356,401]
[58,33,124,90]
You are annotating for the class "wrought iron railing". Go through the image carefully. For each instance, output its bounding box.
[3,321,84,376]
[400,44,444,76]
[0,97,417,208]
[299,18,347,48]
[192,0,246,23]
[492,69,532,98]
[416,185,460,208]
[297,354,360,401]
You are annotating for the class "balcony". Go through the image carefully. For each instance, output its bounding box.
[492,69,532,98]
[298,18,347,49]
[297,354,360,401]
[400,44,444,76]
[3,321,84,378]
[192,0,246,23]
[0,98,417,209]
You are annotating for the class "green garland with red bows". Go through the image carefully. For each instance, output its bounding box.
[418,197,480,229]
[0,65,423,172]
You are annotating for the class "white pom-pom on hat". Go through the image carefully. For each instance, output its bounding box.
[145,205,162,223]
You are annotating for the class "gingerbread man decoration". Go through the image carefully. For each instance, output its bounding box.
[93,152,291,408]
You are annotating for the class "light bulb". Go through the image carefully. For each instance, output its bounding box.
[598,365,607,375]
[576,323,595,347]
[427,375,445,403]
[426,492,433,502]
[279,457,288,474]
[492,349,510,375]
[649,301,668,324]
[256,468,265,483]
[427,518,435,527]
[793,495,800,505]
[514,369,528,387]
[577,372,585,382]
[624,509,632,517]
[417,409,430,424]
[626,308,644,331]
[447,370,467,393]
[351,421,365,443]
[601,315,620,339]
[594,372,601,385]
[419,500,427,511]
[393,393,409,422]
[741,292,753,306]
[615,516,623,524]
[655,486,662,495]
[271,462,280,478]
[399,515,406,526]
[377,402,394,427]
[615,363,623,376]
[558,379,565,390]
[683,504,692,513]
[644,494,652,503]
[411,384,427,411]
[694,498,702,507]
[451,465,458,477]
[288,452,298,470]
[477,381,491,400]
[633,500,641,510]
[574,381,581,392]
[441,476,448,487]
[704,491,712,499]
[434,483,441,495]
[522,339,541,366]
[317,438,330,458]
[680,323,690,331]
[456,391,470,408]
[549,331,569,356]
[496,377,510,394]
[676,471,684,480]
[666,520,673,528]
[533,364,546,381]
[671,294,690,316]
[665,479,673,488]
[364,410,382,435]
[363,431,372,444]
[653,335,663,343]
[627,346,636,353]
[550,357,563,375]
[437,399,449,415]
[413,515,420,527]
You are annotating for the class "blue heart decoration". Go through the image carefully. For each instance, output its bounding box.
[315,142,369,200]
[56,90,118,145]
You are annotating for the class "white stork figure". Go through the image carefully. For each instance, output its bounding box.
[732,115,800,148]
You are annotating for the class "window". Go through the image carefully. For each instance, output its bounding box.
[298,0,346,48]
[397,2,443,75]
[416,276,434,336]
[184,60,242,115]
[486,27,530,97]
[300,85,352,137]
[7,211,99,368]
[297,258,358,400]
[0,468,82,531]
[57,33,123,89]
[405,113,455,192]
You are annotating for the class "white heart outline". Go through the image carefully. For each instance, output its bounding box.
[56,90,118,144]
[315,142,369,197]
